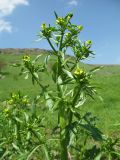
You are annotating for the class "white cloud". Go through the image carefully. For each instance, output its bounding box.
[0,19,12,33]
[68,0,78,6]
[0,0,29,33]
[0,0,29,17]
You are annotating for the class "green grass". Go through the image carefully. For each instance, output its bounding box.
[0,54,37,100]
[0,53,120,136]
[0,53,53,100]
[81,66,120,135]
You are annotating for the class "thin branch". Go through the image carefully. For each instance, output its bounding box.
[59,31,64,51]
[47,38,58,55]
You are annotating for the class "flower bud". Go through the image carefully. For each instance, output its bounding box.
[77,25,83,31]
[56,17,64,25]
[67,13,73,20]
[8,99,13,105]
[86,40,92,45]
[41,23,46,29]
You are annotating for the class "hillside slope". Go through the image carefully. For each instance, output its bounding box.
[0,51,120,135]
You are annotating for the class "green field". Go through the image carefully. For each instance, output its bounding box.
[0,52,120,136]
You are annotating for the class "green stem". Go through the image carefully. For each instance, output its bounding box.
[47,38,57,55]
[29,68,44,89]
[59,31,64,51]
[72,85,81,108]
[60,121,72,160]
[56,54,69,159]
[16,122,22,145]
[60,138,69,160]
[15,111,22,145]
[55,29,71,159]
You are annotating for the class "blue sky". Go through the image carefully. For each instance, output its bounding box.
[0,0,120,64]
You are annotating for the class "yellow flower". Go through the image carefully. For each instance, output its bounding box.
[74,67,84,75]
[56,17,64,24]
[23,55,30,62]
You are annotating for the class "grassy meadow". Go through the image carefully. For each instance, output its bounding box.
[0,52,120,137]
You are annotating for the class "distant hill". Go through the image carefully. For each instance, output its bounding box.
[0,48,51,55]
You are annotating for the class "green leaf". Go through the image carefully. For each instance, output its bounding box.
[50,38,58,45]
[94,152,104,160]
[57,76,63,85]
[33,72,39,79]
[26,131,31,140]
[32,76,35,85]
[54,11,58,19]
[27,145,41,160]
[32,54,42,63]
[75,92,86,108]
[60,116,66,129]
[65,89,73,97]
[55,35,61,46]
[14,117,23,123]
[62,68,73,79]
[79,122,103,141]
[52,61,58,82]
[12,143,20,151]
[44,55,51,66]
[0,150,10,160]
[44,92,53,109]
[75,98,86,108]
[24,112,29,122]
[11,63,21,67]
[111,151,120,158]
[24,73,29,80]
[52,99,60,110]
[89,66,103,74]
[61,78,74,85]
[68,131,75,147]
[62,57,71,66]
[42,145,50,160]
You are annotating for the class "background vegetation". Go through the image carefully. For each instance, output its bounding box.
[0,51,120,136]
